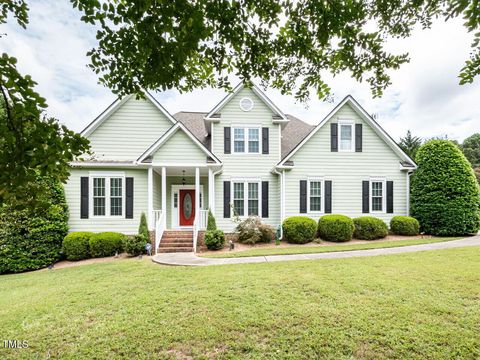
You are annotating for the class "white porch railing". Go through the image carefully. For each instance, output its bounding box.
[152,210,163,227]
[154,210,165,254]
[192,210,209,253]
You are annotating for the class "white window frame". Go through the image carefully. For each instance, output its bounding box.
[89,171,126,218]
[231,125,262,154]
[338,119,355,152]
[307,177,324,214]
[231,179,262,218]
[370,178,386,214]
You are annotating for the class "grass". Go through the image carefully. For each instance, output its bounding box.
[201,237,461,258]
[1,247,480,359]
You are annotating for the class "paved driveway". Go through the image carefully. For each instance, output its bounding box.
[152,235,480,266]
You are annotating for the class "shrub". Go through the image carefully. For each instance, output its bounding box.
[390,216,420,236]
[411,140,480,236]
[0,177,69,274]
[125,234,147,256]
[138,212,149,240]
[204,229,225,250]
[62,232,94,261]
[236,217,275,244]
[282,216,317,244]
[353,217,388,240]
[207,209,217,231]
[318,214,354,242]
[89,232,125,258]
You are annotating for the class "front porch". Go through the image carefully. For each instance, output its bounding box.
[146,165,219,253]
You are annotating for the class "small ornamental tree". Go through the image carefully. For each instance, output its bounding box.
[138,212,149,240]
[411,140,480,236]
[207,209,217,231]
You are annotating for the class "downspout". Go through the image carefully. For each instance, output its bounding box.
[406,170,413,216]
[272,167,284,239]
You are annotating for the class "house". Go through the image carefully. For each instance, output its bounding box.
[64,82,416,252]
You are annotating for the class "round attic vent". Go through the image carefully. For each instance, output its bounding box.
[239,97,254,112]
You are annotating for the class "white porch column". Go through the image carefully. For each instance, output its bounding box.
[281,170,286,238]
[195,167,200,218]
[161,167,167,227]
[147,167,154,230]
[208,168,214,212]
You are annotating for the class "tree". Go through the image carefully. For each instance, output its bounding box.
[411,140,480,236]
[399,130,422,161]
[70,0,480,101]
[461,133,480,167]
[0,2,89,207]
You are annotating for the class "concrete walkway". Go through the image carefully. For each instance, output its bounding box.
[152,235,480,266]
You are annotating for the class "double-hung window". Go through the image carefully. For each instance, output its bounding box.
[370,179,385,212]
[308,179,323,213]
[232,180,261,217]
[339,120,354,152]
[232,127,261,154]
[91,175,124,217]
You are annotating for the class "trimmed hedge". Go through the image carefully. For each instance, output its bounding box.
[283,216,317,244]
[353,217,388,240]
[390,216,420,236]
[318,214,354,242]
[89,232,125,258]
[411,140,480,235]
[125,234,147,256]
[204,229,225,250]
[0,177,69,274]
[62,232,94,261]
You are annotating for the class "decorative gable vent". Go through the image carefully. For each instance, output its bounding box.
[239,97,254,112]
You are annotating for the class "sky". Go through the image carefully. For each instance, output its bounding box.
[1,0,479,142]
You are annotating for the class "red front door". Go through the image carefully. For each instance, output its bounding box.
[179,189,195,226]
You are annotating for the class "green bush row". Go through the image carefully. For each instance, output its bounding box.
[282,215,420,243]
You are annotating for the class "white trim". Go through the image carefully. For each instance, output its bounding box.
[231,125,262,154]
[205,81,287,121]
[230,178,262,218]
[81,91,176,137]
[71,161,139,168]
[369,177,387,214]
[278,95,417,167]
[137,122,221,164]
[307,177,325,214]
[89,174,126,218]
[148,167,154,230]
[239,97,254,112]
[338,119,355,152]
[171,184,205,229]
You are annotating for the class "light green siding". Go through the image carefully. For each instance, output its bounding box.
[212,87,281,232]
[87,97,174,161]
[151,130,207,164]
[284,103,408,223]
[64,168,148,234]
[153,170,162,210]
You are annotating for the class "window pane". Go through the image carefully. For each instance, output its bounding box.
[110,197,122,216]
[233,200,244,216]
[372,182,383,197]
[93,178,105,196]
[94,197,105,216]
[233,128,245,153]
[372,197,383,211]
[248,183,258,199]
[310,197,321,211]
[234,183,244,199]
[248,129,259,153]
[248,200,259,216]
[310,181,322,197]
[340,124,352,150]
[110,178,122,197]
[234,128,245,140]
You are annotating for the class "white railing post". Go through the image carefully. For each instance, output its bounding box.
[155,210,165,254]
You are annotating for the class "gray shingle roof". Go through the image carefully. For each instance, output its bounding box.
[173,111,314,159]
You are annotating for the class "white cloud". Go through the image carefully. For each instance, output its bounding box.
[0,2,478,141]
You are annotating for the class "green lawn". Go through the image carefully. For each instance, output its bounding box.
[1,247,480,359]
[201,237,461,258]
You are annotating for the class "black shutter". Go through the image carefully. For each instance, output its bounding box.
[300,180,307,213]
[262,181,269,218]
[355,124,362,152]
[262,127,269,154]
[362,181,369,213]
[126,177,134,219]
[80,177,89,219]
[325,180,332,213]
[387,181,394,213]
[223,181,231,218]
[331,123,338,152]
[224,127,231,154]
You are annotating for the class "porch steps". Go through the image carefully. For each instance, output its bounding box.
[158,230,194,253]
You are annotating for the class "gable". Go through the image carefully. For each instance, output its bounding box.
[220,87,276,123]
[150,128,207,163]
[85,96,175,161]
